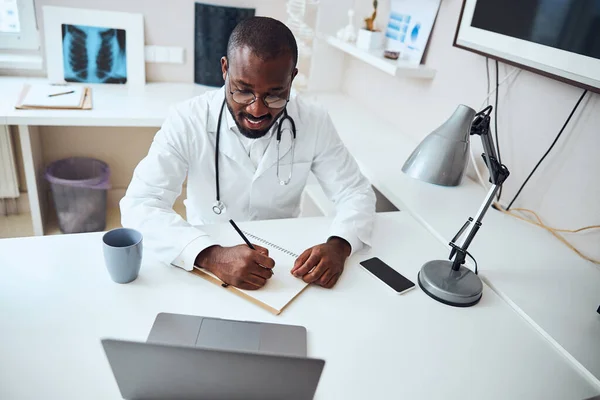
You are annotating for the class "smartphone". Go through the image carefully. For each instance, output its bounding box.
[359,257,415,294]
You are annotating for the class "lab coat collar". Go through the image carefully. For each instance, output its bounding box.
[206,88,255,175]
[254,111,293,179]
[254,95,300,178]
[224,99,239,134]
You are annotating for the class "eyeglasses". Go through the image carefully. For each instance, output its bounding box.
[228,76,289,109]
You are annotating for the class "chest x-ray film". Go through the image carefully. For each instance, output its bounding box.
[61,24,127,84]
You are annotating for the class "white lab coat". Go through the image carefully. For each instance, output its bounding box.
[120,87,376,271]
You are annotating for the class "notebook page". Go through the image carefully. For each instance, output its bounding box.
[192,224,308,313]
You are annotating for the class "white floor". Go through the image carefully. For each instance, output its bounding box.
[0,212,34,238]
[0,204,186,239]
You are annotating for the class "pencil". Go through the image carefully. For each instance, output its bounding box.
[229,219,255,249]
[48,90,75,97]
[229,219,274,275]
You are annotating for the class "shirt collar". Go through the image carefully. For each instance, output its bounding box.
[224,101,236,132]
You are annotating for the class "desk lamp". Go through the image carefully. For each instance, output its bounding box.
[402,105,509,307]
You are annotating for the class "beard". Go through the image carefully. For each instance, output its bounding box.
[225,100,282,139]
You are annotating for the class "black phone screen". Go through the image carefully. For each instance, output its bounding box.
[360,257,415,294]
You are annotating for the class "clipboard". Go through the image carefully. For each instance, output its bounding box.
[14,84,93,110]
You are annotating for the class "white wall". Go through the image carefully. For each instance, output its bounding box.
[341,0,600,260]
[31,0,286,82]
[5,0,598,260]
[7,0,286,210]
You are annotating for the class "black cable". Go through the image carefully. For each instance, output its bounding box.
[494,60,502,200]
[466,251,478,275]
[506,89,588,211]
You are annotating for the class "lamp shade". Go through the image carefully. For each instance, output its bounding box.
[402,105,476,186]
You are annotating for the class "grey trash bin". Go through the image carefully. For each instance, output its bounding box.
[45,157,111,234]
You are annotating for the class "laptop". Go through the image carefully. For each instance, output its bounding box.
[101,313,325,400]
[147,312,308,356]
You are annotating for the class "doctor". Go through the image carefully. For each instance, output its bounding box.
[121,17,376,290]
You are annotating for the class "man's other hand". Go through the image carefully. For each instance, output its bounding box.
[290,237,351,289]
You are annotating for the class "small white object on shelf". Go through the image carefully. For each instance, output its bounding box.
[286,0,316,58]
[336,9,357,43]
[325,35,436,79]
[356,28,383,50]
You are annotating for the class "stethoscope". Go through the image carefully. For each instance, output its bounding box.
[212,99,297,215]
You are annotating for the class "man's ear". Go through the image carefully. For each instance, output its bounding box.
[221,57,228,81]
[291,67,299,82]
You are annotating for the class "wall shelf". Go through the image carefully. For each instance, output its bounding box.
[325,36,436,79]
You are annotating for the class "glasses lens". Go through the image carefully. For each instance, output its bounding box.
[265,96,288,109]
[232,91,255,105]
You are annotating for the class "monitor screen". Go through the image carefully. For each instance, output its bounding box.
[454,0,600,92]
[470,0,600,60]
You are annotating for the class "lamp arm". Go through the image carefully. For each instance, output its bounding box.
[448,106,510,271]
[449,184,501,270]
[470,105,510,186]
[480,126,499,185]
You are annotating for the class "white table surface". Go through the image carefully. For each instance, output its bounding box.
[1,76,598,387]
[310,92,600,383]
[0,213,597,400]
[0,77,211,127]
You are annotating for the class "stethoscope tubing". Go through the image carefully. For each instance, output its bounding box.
[213,99,297,214]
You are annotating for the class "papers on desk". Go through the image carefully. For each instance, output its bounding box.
[181,225,309,315]
[15,84,93,110]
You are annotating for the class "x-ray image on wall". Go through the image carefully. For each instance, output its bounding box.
[61,24,127,84]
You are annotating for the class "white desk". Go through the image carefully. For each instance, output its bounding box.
[0,77,212,237]
[310,92,600,385]
[1,77,599,388]
[0,77,211,127]
[0,212,597,399]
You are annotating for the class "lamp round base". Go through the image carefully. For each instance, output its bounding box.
[418,260,483,307]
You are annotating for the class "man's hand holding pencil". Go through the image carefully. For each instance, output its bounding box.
[194,220,275,290]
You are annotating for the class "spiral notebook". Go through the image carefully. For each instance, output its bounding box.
[188,225,310,315]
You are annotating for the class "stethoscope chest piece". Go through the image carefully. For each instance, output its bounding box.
[212,200,226,215]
